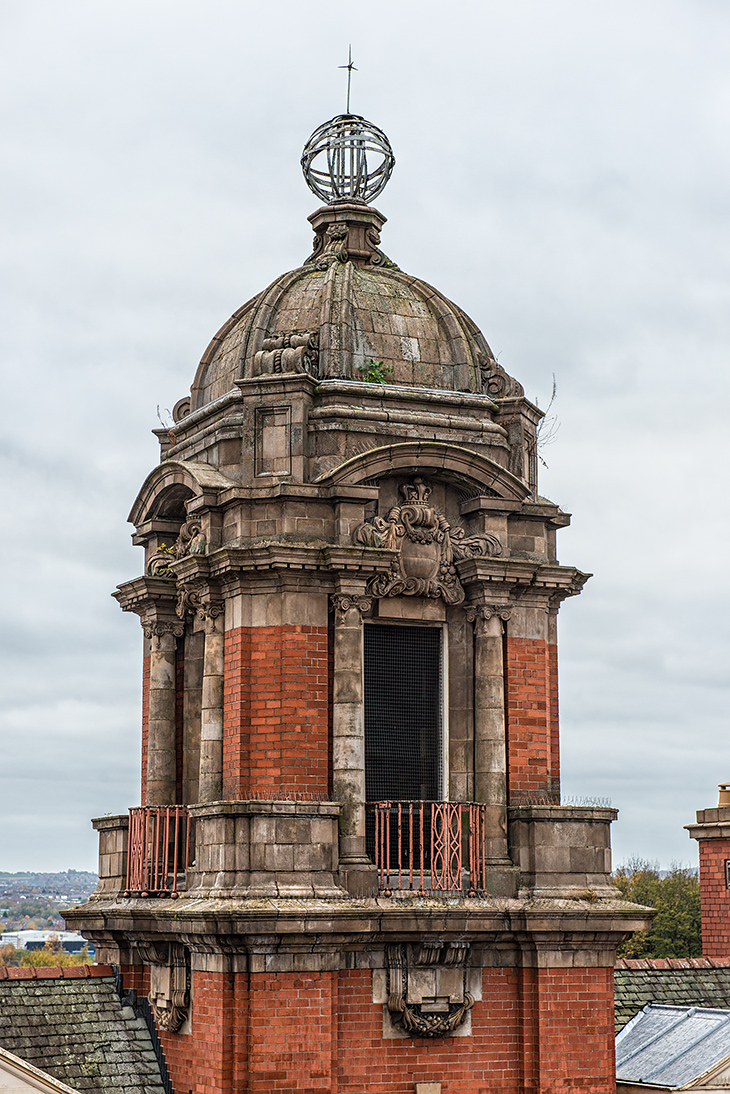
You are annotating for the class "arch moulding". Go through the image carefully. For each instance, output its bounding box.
[314,441,530,500]
[129,460,237,527]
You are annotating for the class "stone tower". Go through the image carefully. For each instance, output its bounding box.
[67,113,649,1094]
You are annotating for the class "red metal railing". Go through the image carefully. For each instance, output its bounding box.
[126,806,191,895]
[370,801,488,895]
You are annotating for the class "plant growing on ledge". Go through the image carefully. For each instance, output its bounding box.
[358,359,393,384]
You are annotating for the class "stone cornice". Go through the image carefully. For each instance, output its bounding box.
[113,576,177,619]
[456,558,591,604]
[202,543,397,581]
[65,899,652,950]
[686,820,730,840]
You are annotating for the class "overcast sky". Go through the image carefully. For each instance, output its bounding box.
[2,0,728,872]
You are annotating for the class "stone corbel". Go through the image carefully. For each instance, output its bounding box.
[385,943,474,1038]
[137,941,190,1033]
[175,577,223,624]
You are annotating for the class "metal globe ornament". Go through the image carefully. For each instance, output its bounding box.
[301,114,395,205]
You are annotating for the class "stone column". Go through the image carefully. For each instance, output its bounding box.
[198,606,225,803]
[468,605,511,863]
[144,621,183,805]
[331,594,371,865]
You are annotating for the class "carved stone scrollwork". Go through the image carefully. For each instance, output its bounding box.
[465,604,513,627]
[138,941,190,1033]
[386,942,474,1038]
[331,594,373,623]
[309,222,349,268]
[476,352,525,400]
[175,580,223,623]
[142,620,185,641]
[146,551,176,578]
[146,517,207,578]
[353,477,502,606]
[252,330,319,377]
[365,225,397,268]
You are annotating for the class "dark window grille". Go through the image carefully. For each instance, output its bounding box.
[725,860,730,891]
[364,624,442,858]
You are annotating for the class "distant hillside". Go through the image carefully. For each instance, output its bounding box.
[0,872,98,932]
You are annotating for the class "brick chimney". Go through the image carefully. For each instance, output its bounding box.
[687,784,730,956]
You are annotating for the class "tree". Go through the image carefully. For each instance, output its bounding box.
[614,858,701,958]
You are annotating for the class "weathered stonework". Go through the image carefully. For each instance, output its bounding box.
[66,165,652,1093]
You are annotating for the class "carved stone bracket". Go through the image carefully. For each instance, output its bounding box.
[147,517,207,577]
[175,580,223,623]
[252,330,319,377]
[386,942,474,1038]
[331,594,373,623]
[354,477,502,606]
[306,220,397,270]
[137,941,190,1033]
[477,352,525,400]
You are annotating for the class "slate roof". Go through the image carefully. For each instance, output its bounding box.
[616,1004,730,1088]
[0,965,166,1094]
[615,957,730,1034]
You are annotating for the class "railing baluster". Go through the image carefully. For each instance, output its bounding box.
[127,806,190,897]
[397,802,402,892]
[367,801,490,897]
[408,803,414,890]
[420,800,424,892]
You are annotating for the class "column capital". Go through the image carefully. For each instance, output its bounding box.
[142,618,185,642]
[465,603,512,633]
[331,593,373,623]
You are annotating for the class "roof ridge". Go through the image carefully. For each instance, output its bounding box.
[616,957,730,970]
[0,963,112,981]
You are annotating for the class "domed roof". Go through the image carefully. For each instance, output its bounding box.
[189,202,523,414]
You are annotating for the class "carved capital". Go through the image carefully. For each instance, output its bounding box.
[465,604,512,635]
[331,594,372,623]
[142,619,185,642]
[198,601,224,623]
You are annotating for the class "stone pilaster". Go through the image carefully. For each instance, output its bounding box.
[199,606,225,803]
[467,604,511,864]
[143,620,183,805]
[331,593,375,893]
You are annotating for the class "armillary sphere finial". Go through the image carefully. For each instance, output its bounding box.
[301,113,395,206]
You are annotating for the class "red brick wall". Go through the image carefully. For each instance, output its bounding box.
[161,970,246,1094]
[121,961,616,1094]
[222,625,329,798]
[141,654,150,804]
[248,970,337,1092]
[698,838,730,956]
[521,967,616,1094]
[338,967,520,1093]
[505,638,560,799]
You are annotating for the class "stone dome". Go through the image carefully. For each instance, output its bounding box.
[187,202,523,415]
